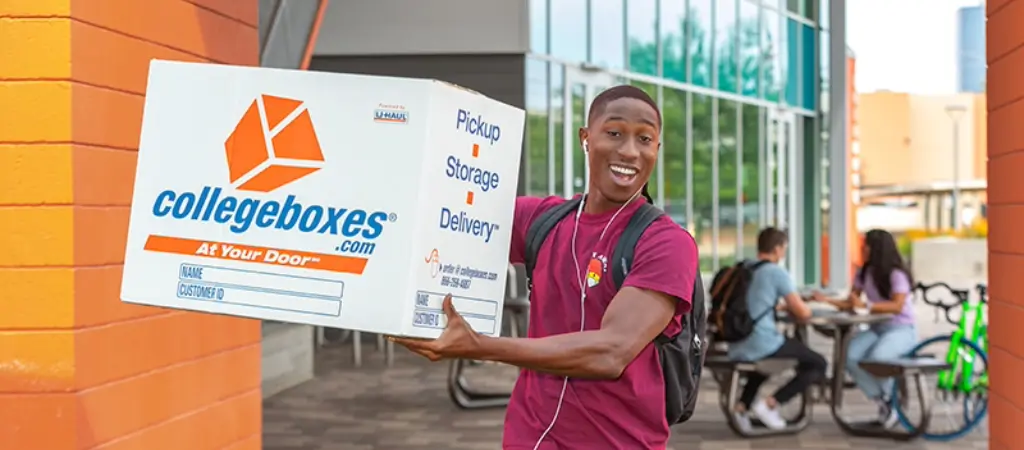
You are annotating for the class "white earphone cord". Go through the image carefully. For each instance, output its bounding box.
[531,179,644,450]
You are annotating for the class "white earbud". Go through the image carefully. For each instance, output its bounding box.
[583,140,589,153]
[532,184,645,450]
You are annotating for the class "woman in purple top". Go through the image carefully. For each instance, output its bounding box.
[813,229,917,428]
[394,86,698,449]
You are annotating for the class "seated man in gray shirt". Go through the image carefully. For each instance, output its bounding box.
[728,227,827,430]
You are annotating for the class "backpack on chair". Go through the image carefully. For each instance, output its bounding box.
[709,260,770,343]
[522,197,708,425]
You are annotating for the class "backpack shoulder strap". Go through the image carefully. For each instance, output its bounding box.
[523,197,582,286]
[610,202,666,290]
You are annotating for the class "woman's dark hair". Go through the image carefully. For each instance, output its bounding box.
[857,229,914,299]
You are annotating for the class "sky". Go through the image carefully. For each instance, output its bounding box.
[847,0,983,94]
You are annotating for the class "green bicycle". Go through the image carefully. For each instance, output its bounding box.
[892,282,988,441]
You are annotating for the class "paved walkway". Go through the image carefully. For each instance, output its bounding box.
[263,339,989,450]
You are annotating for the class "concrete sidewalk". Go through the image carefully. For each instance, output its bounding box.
[263,340,988,450]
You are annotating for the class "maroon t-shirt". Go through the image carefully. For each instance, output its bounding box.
[502,195,699,450]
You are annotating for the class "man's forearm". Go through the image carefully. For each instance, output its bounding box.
[472,331,626,379]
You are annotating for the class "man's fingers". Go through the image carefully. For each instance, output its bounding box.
[390,336,436,352]
[442,293,459,319]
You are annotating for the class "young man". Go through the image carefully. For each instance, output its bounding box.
[727,227,827,430]
[393,86,699,449]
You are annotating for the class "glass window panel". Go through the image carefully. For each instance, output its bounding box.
[663,88,688,227]
[785,18,798,105]
[718,100,740,267]
[741,105,762,259]
[525,59,550,196]
[632,81,660,200]
[591,0,625,69]
[693,94,713,272]
[571,84,586,194]
[627,0,658,75]
[551,0,587,62]
[660,0,687,81]
[529,0,548,54]
[801,24,816,110]
[803,0,816,21]
[738,0,760,98]
[631,80,658,98]
[716,0,739,92]
[801,116,819,283]
[688,0,714,87]
[551,64,566,195]
[820,30,830,97]
[786,0,800,15]
[761,7,781,101]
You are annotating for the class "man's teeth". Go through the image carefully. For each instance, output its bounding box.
[611,166,637,176]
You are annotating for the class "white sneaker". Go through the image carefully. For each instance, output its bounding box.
[751,400,787,430]
[877,400,899,428]
[733,411,752,432]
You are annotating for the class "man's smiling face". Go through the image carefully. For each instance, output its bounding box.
[580,97,661,204]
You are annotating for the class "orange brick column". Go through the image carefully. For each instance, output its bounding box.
[0,1,262,449]
[987,1,1024,448]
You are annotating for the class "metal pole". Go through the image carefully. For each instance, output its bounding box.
[945,103,966,231]
[828,0,849,290]
[952,117,961,231]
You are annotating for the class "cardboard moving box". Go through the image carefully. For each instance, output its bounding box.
[121,60,525,338]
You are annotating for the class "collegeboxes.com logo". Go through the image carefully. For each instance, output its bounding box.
[225,94,325,192]
[143,92,399,276]
[149,92,396,242]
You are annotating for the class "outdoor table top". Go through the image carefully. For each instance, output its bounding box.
[777,307,894,327]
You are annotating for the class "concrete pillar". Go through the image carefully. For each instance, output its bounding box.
[986,1,1024,448]
[0,1,262,448]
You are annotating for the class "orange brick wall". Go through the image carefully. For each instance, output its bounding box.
[0,1,262,448]
[986,1,1024,448]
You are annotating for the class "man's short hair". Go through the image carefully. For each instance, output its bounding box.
[589,85,662,127]
[757,227,789,254]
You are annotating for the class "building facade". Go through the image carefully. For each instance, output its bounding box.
[957,4,986,93]
[313,0,845,286]
[856,91,987,230]
[8,0,1024,448]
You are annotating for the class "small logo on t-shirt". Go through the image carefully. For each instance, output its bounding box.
[586,253,607,288]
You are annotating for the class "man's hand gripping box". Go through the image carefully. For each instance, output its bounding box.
[121,60,525,338]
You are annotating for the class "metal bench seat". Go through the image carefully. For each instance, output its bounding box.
[705,355,811,437]
[858,357,950,378]
[841,357,952,440]
[705,355,799,375]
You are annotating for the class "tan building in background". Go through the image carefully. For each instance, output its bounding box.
[855,91,987,231]
[858,91,986,186]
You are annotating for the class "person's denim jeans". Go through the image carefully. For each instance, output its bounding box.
[845,324,917,400]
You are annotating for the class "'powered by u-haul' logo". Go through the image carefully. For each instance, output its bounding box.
[225,94,325,192]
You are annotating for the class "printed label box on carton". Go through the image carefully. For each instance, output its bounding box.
[121,60,525,338]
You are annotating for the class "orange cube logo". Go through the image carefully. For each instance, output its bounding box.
[224,94,325,192]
